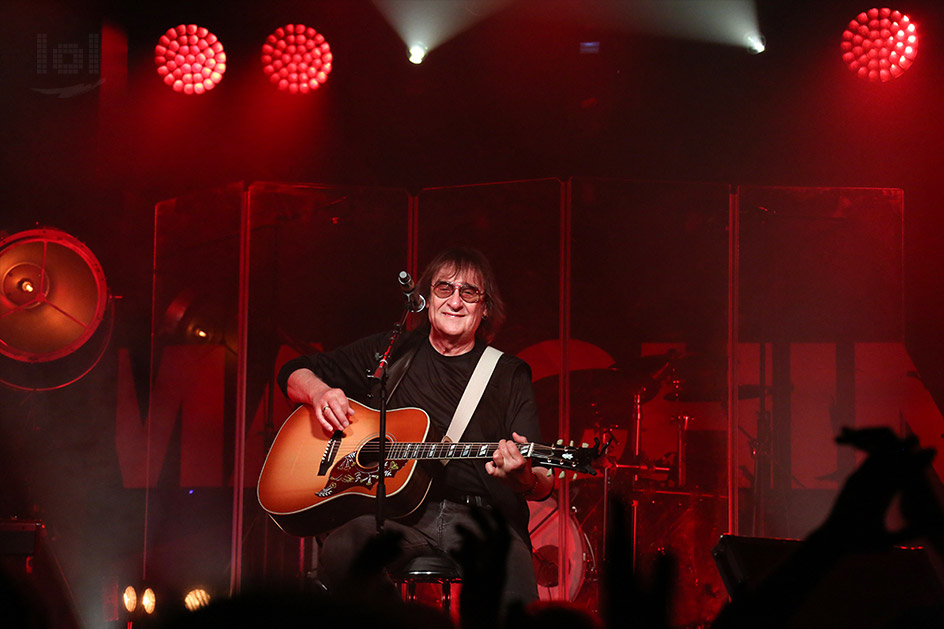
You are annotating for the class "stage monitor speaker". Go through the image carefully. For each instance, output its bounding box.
[712,535,944,628]
[0,519,41,555]
[0,519,80,628]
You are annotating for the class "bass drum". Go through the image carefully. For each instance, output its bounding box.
[528,496,595,602]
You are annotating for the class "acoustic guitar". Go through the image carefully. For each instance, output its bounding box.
[257,399,600,536]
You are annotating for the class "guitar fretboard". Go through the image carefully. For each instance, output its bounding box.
[385,441,533,460]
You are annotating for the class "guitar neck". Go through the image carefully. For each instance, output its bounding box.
[388,441,532,461]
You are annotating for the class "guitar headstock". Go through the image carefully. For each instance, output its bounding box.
[530,439,604,476]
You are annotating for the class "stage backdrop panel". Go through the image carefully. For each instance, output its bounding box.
[151,183,245,596]
[153,182,412,595]
[240,182,410,585]
[735,186,905,540]
[738,186,903,344]
[570,178,732,627]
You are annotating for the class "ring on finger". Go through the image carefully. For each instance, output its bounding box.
[322,405,330,412]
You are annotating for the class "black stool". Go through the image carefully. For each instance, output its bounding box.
[389,555,462,613]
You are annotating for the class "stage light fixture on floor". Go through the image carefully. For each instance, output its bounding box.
[122,584,157,622]
[261,24,333,93]
[141,587,156,615]
[841,8,917,82]
[183,588,211,611]
[123,585,137,613]
[155,24,226,94]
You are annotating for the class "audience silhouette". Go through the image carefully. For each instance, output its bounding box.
[114,426,943,628]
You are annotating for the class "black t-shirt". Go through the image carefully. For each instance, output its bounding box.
[277,329,543,545]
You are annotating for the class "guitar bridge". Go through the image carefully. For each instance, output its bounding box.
[318,430,344,476]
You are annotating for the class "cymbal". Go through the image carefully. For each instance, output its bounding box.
[664,383,771,403]
[611,352,675,379]
[611,352,677,399]
[662,353,723,402]
[533,365,663,442]
[571,366,663,404]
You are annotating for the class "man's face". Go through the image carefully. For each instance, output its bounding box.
[427,266,488,348]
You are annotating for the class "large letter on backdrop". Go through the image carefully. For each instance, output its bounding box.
[116,345,225,487]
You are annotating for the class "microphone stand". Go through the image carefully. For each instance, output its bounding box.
[368,302,412,533]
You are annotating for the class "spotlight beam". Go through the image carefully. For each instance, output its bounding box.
[375,0,764,61]
[519,0,763,48]
[372,0,512,60]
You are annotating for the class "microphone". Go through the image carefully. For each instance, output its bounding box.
[398,271,427,313]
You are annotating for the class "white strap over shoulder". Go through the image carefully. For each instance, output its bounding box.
[443,346,503,451]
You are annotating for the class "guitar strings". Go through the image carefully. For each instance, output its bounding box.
[321,443,558,460]
[326,443,530,453]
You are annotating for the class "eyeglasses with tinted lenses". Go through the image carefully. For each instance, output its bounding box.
[431,281,484,303]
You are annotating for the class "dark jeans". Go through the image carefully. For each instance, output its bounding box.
[318,499,539,611]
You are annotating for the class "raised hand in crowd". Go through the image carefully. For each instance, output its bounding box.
[712,426,944,629]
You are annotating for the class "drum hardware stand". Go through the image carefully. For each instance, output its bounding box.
[753,343,769,537]
[627,391,643,572]
[598,392,644,573]
[597,390,679,572]
[669,414,691,488]
[581,378,685,578]
[740,416,806,536]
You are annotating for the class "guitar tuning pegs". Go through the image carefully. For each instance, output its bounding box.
[569,440,574,447]
[573,472,577,480]
[545,468,553,478]
[558,470,565,479]
[581,442,589,449]
[556,439,564,446]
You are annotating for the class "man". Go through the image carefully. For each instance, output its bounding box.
[277,247,553,609]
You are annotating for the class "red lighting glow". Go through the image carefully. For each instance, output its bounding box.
[841,8,917,82]
[261,24,333,93]
[154,24,226,95]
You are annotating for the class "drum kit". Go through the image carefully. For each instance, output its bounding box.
[528,351,739,625]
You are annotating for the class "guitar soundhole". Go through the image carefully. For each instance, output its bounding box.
[355,436,393,469]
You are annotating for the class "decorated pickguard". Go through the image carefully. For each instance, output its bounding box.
[315,452,404,498]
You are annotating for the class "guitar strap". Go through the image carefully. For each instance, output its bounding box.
[382,342,421,405]
[442,346,503,463]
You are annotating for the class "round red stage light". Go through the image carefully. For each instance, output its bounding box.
[841,8,917,82]
[261,23,333,93]
[155,24,226,95]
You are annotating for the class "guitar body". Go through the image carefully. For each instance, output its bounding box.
[257,400,436,537]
